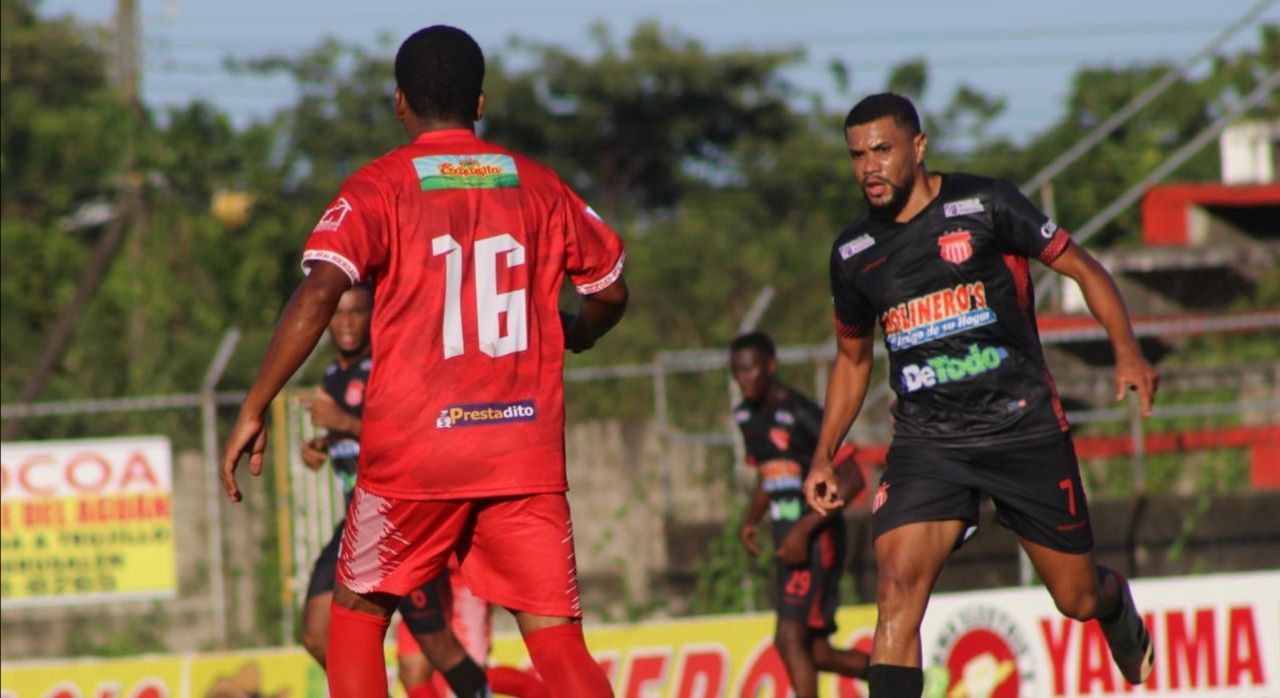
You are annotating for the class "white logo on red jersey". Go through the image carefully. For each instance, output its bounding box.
[939,230,974,264]
[314,197,353,233]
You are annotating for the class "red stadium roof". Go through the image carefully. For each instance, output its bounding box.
[1142,183,1280,245]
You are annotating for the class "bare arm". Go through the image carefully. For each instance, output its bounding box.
[738,474,770,556]
[803,332,874,515]
[565,276,628,353]
[1048,241,1159,416]
[219,263,352,502]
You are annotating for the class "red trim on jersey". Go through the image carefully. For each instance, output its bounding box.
[1044,367,1070,432]
[833,312,871,339]
[302,249,361,284]
[575,251,626,295]
[1002,253,1033,321]
[1038,227,1072,265]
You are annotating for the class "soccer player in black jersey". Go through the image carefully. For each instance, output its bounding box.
[803,93,1159,698]
[730,331,869,697]
[299,284,495,698]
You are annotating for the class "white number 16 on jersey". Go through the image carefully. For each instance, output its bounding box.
[432,233,528,359]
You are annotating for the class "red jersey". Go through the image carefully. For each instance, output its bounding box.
[301,129,625,499]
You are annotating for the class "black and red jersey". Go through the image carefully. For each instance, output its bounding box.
[734,387,831,535]
[830,173,1072,446]
[321,354,371,495]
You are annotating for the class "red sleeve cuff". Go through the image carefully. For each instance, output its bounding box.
[1038,227,1071,265]
[833,312,871,339]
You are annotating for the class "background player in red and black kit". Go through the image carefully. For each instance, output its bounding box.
[804,93,1159,698]
[220,25,627,698]
[730,331,869,697]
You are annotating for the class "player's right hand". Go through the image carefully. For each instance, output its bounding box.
[804,461,843,516]
[220,411,267,503]
[300,437,328,471]
[739,522,761,557]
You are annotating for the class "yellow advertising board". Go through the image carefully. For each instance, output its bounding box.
[0,437,176,606]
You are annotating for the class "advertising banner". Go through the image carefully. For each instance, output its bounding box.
[2,571,1276,697]
[0,436,176,607]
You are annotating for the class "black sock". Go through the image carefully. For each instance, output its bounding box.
[868,664,924,698]
[1097,566,1124,624]
[442,655,490,698]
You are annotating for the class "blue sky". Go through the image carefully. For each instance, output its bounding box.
[44,0,1279,144]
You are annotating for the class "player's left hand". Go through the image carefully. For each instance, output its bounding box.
[804,462,843,516]
[220,411,267,503]
[776,527,810,566]
[1114,353,1160,417]
[302,388,348,431]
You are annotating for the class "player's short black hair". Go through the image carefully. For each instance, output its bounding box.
[844,92,921,136]
[349,280,374,304]
[395,25,485,122]
[730,331,776,360]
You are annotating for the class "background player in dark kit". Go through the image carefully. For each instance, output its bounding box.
[804,93,1159,698]
[730,331,869,697]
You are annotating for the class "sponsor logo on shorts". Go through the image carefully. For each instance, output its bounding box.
[939,229,974,264]
[872,483,889,514]
[1040,219,1058,239]
[901,344,1009,393]
[839,234,876,260]
[413,154,521,190]
[435,400,536,429]
[881,282,995,351]
[943,197,984,217]
[313,196,352,232]
[931,604,1035,698]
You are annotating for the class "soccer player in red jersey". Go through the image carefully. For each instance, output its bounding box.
[220,25,626,698]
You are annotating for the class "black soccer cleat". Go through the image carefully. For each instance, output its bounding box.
[1100,571,1155,685]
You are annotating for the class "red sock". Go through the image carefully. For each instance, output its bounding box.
[488,665,550,698]
[327,602,391,698]
[524,624,612,697]
[405,683,441,698]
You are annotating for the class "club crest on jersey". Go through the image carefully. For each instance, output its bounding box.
[769,427,791,451]
[345,379,365,407]
[414,154,520,190]
[938,229,973,264]
[839,234,875,260]
[943,198,984,217]
[436,399,536,429]
[314,197,352,233]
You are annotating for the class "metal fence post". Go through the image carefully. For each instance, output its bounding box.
[201,328,240,648]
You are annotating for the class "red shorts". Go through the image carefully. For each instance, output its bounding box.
[395,565,493,661]
[338,486,583,618]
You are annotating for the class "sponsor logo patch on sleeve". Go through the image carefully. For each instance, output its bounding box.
[1040,219,1058,239]
[943,198,984,217]
[839,234,876,260]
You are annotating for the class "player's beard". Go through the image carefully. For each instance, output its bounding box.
[865,169,915,221]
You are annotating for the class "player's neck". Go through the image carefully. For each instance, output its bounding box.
[761,383,786,410]
[404,119,476,141]
[336,345,370,370]
[893,170,942,223]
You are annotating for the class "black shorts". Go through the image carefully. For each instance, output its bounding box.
[305,519,450,634]
[872,431,1093,553]
[774,520,846,636]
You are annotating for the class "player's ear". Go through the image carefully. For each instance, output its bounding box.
[914,131,928,165]
[475,91,486,122]
[394,88,410,121]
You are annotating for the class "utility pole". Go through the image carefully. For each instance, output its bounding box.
[116,0,148,392]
